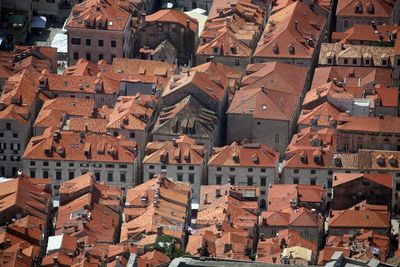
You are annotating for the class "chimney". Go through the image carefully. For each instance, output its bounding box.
[294,20,298,30]
[53,256,59,263]
[204,193,208,204]
[186,18,190,29]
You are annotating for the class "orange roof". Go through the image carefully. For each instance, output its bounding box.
[0,177,50,222]
[66,0,131,31]
[288,127,336,151]
[111,58,175,78]
[0,72,41,125]
[197,188,259,231]
[208,0,265,25]
[228,87,299,121]
[144,135,205,165]
[146,9,198,32]
[254,1,325,59]
[107,94,157,131]
[137,250,170,267]
[121,175,190,243]
[208,142,279,167]
[163,70,227,105]
[33,97,95,129]
[241,62,308,94]
[268,184,326,211]
[333,172,393,189]
[63,58,111,76]
[298,101,350,128]
[191,61,241,89]
[257,229,317,263]
[260,207,324,228]
[329,207,390,229]
[337,115,400,133]
[23,130,138,163]
[332,25,400,44]
[336,0,394,17]
[312,66,393,89]
[40,72,119,95]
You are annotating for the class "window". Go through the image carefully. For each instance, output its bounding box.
[30,170,36,178]
[74,52,79,60]
[161,165,166,170]
[248,168,253,172]
[189,166,194,171]
[95,172,100,181]
[397,58,400,66]
[43,171,48,178]
[328,170,333,175]
[261,177,267,186]
[274,134,279,143]
[216,175,222,185]
[56,162,61,167]
[69,172,75,180]
[217,167,222,171]
[261,168,266,173]
[120,164,127,169]
[189,174,194,183]
[235,59,240,66]
[365,59,370,65]
[12,133,18,138]
[294,169,299,174]
[86,53,91,61]
[261,190,266,195]
[44,161,49,167]
[98,54,103,60]
[148,173,154,179]
[120,173,126,182]
[98,40,104,46]
[71,38,81,45]
[230,167,235,172]
[177,174,183,181]
[382,59,387,66]
[111,40,116,47]
[130,132,135,138]
[310,178,316,185]
[344,58,348,64]
[293,177,299,184]
[108,173,113,182]
[30,161,36,166]
[213,47,219,54]
[56,171,62,180]
[86,39,91,46]
[5,123,11,130]
[0,133,3,137]
[10,156,20,161]
[106,164,115,168]
[229,176,235,185]
[396,183,400,191]
[327,58,332,64]
[344,20,349,28]
[328,193,332,198]
[311,169,316,174]
[327,178,333,188]
[247,176,253,186]
[113,131,118,137]
[177,165,183,170]
[352,59,357,64]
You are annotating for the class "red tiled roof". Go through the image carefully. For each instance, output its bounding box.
[268,184,326,211]
[144,135,205,165]
[332,25,400,43]
[336,0,394,17]
[337,116,400,133]
[208,142,279,167]
[146,9,198,32]
[333,172,393,189]
[66,0,131,31]
[260,207,324,228]
[23,130,138,163]
[254,1,325,59]
[329,208,390,229]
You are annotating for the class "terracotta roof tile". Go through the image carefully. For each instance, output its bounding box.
[145,9,198,32]
[336,0,394,17]
[23,130,138,163]
[208,142,279,167]
[254,1,325,59]
[66,0,131,31]
[332,172,392,189]
[144,135,205,165]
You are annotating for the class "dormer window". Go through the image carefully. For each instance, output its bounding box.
[213,47,220,55]
[354,2,362,13]
[327,57,333,64]
[381,54,388,66]
[367,2,374,13]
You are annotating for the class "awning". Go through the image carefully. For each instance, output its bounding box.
[51,33,68,53]
[31,16,47,29]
